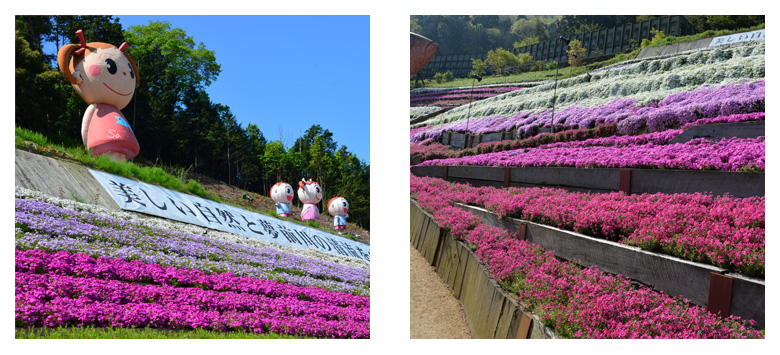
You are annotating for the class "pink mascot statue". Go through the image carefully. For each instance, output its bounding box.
[270,182,294,217]
[327,196,349,233]
[298,179,322,220]
[57,29,140,161]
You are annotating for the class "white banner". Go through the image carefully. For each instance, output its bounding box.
[709,29,765,47]
[89,169,369,262]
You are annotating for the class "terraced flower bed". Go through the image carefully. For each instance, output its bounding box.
[411,43,764,147]
[411,175,764,278]
[409,39,764,340]
[410,86,525,109]
[411,79,764,142]
[416,134,764,172]
[15,248,368,338]
[410,200,762,338]
[415,43,763,130]
[15,195,370,338]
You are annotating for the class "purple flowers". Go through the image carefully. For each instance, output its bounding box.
[410,80,764,143]
[15,198,369,295]
[15,197,371,338]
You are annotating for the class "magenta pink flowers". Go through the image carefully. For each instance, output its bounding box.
[15,248,369,338]
[15,197,370,338]
[411,175,764,278]
[411,177,762,338]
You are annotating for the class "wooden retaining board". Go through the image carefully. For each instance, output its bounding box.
[455,203,765,328]
[728,273,765,328]
[447,132,468,149]
[15,149,120,210]
[629,169,764,197]
[410,165,764,197]
[410,154,424,166]
[433,120,761,152]
[668,121,765,144]
[410,199,556,339]
[480,132,505,144]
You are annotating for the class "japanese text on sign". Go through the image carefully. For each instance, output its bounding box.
[89,170,369,262]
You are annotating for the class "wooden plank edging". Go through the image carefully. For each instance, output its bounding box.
[455,202,765,328]
[410,165,764,198]
[410,199,557,339]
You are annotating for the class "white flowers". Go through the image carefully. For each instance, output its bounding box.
[414,43,765,129]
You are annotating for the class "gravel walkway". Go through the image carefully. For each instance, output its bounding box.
[409,243,471,339]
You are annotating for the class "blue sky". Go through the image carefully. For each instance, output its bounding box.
[67,15,371,164]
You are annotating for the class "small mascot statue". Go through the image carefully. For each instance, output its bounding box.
[327,196,349,233]
[298,179,322,220]
[57,29,140,161]
[270,182,294,217]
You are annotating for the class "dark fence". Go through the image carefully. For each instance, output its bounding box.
[419,16,696,79]
[418,52,488,79]
[518,15,696,64]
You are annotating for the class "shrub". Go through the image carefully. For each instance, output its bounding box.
[471,59,487,77]
[567,39,586,67]
[642,28,668,48]
[487,47,519,75]
[433,70,454,83]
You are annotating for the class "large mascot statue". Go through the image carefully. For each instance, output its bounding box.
[270,182,294,217]
[410,32,439,77]
[57,29,140,161]
[298,179,322,220]
[327,196,349,233]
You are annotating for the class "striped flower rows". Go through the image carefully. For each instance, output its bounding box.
[411,175,764,278]
[414,42,764,129]
[15,198,369,296]
[16,249,368,338]
[15,197,371,338]
[410,80,764,143]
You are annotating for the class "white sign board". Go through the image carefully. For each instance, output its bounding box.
[89,169,369,262]
[709,29,765,47]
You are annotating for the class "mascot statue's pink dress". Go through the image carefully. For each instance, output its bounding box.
[298,179,322,220]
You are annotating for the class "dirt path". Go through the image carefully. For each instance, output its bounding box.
[409,243,472,339]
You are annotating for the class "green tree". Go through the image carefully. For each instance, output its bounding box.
[470,58,487,77]
[122,21,221,161]
[486,47,512,75]
[515,52,533,72]
[263,140,287,182]
[486,47,529,75]
[514,35,540,49]
[685,15,764,33]
[641,29,668,48]
[567,39,587,67]
[243,123,267,191]
[15,27,63,138]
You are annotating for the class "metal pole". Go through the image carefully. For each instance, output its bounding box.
[551,40,559,134]
[467,76,475,133]
[226,120,230,186]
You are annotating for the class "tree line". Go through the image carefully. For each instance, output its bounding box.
[410,15,766,55]
[15,16,371,230]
